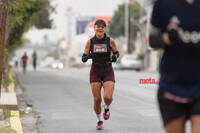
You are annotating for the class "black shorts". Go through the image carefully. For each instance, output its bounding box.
[90,64,115,83]
[157,89,200,126]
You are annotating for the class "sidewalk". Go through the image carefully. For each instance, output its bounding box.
[16,74,39,133]
[0,69,39,133]
[0,82,23,133]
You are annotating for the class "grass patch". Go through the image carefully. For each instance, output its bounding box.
[31,109,36,114]
[20,108,36,116]
[2,66,16,92]
[0,127,17,133]
[3,110,11,120]
[2,76,12,92]
[19,110,26,116]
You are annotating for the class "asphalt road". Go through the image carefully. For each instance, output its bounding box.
[16,67,164,133]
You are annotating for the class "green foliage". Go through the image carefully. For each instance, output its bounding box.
[3,110,11,120]
[7,0,43,50]
[19,110,26,116]
[108,2,146,38]
[20,108,36,116]
[34,0,53,29]
[2,75,12,92]
[3,48,12,64]
[108,2,146,53]
[2,61,16,92]
[137,53,145,60]
[0,127,17,133]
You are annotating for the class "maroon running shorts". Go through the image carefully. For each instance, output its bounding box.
[90,64,115,83]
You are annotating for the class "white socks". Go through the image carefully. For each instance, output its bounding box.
[105,104,110,110]
[97,114,103,121]
[96,104,110,121]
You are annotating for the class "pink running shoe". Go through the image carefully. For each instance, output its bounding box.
[96,121,103,130]
[103,106,110,120]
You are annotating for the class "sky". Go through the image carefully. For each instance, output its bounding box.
[51,0,151,30]
[56,0,124,16]
[52,0,124,36]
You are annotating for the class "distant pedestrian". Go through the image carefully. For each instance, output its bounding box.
[150,0,200,132]
[32,50,37,71]
[21,52,28,74]
[15,60,18,68]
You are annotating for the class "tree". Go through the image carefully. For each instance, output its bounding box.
[0,0,49,91]
[108,2,146,53]
[0,0,8,95]
[34,0,53,29]
[6,0,43,51]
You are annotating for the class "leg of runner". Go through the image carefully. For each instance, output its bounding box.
[103,81,114,120]
[165,117,186,133]
[23,64,26,74]
[191,116,200,133]
[90,82,103,130]
[33,60,37,71]
[34,64,36,71]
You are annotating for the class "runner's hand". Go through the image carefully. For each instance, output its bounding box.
[167,23,181,45]
[82,54,92,63]
[111,55,117,62]
[111,51,119,62]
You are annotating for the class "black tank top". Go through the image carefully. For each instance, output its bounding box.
[90,34,112,67]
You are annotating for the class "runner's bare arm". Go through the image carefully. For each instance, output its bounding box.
[110,38,119,62]
[84,40,91,55]
[110,38,118,53]
[82,40,91,63]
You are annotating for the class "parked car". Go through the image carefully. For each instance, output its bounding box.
[39,57,54,68]
[120,54,142,71]
[51,60,64,69]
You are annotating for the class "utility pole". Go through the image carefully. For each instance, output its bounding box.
[0,0,8,96]
[125,0,129,54]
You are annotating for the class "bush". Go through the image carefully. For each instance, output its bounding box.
[137,53,145,60]
[2,66,16,92]
[3,110,11,120]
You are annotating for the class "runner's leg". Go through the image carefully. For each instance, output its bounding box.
[91,82,103,129]
[103,81,114,105]
[165,116,186,133]
[191,115,200,133]
[103,81,114,120]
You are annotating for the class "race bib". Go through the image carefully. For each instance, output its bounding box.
[93,44,107,53]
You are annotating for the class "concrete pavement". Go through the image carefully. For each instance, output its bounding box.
[15,67,164,133]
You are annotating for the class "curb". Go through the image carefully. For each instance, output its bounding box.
[10,111,23,133]
[7,69,23,133]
